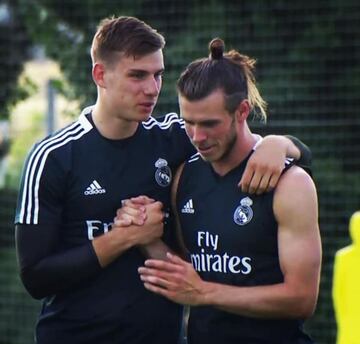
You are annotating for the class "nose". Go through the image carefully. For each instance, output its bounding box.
[144,76,161,96]
[190,125,207,144]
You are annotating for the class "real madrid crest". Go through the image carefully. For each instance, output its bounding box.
[154,158,172,187]
[233,197,253,226]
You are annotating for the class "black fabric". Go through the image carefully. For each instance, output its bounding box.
[177,152,313,344]
[14,108,194,344]
[15,223,101,299]
[286,134,312,176]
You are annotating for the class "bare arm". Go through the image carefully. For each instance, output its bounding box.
[114,165,187,260]
[240,134,311,194]
[207,166,321,318]
[139,166,322,319]
[92,208,164,267]
[170,163,189,259]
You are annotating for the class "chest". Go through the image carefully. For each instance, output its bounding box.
[177,169,277,257]
[64,137,176,221]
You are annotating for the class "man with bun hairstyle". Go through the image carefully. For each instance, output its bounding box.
[138,38,321,343]
[15,14,312,344]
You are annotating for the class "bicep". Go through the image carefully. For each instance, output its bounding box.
[274,168,321,298]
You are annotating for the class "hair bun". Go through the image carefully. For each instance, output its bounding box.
[209,38,224,60]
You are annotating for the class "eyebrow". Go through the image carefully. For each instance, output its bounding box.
[184,118,221,125]
[127,68,165,74]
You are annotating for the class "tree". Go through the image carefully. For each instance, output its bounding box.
[0,0,33,120]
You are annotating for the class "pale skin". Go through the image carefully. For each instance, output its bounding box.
[93,200,165,267]
[134,90,322,319]
[240,134,301,194]
[89,50,166,267]
[138,167,321,318]
[90,49,303,267]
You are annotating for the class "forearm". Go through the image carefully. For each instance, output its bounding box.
[113,198,166,261]
[285,135,312,172]
[16,223,139,299]
[200,281,315,319]
[16,223,103,299]
[20,243,101,299]
[92,226,139,267]
[139,239,172,260]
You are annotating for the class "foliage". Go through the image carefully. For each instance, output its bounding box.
[6,76,38,114]
[1,1,360,343]
[0,0,32,120]
[6,110,46,189]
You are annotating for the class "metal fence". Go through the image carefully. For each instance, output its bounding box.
[1,1,360,343]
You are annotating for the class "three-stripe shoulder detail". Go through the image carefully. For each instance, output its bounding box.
[188,152,200,163]
[285,157,294,166]
[142,113,185,130]
[18,116,93,225]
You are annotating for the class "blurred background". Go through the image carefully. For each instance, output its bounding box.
[0,0,359,343]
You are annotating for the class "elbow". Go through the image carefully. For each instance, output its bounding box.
[19,268,47,300]
[295,301,316,319]
[289,293,318,319]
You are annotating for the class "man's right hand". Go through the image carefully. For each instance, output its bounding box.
[114,196,155,226]
[93,196,164,267]
[134,200,165,245]
[113,196,164,245]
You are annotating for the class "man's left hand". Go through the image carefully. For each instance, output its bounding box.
[138,252,206,306]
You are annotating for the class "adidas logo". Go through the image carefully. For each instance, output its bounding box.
[181,199,195,214]
[84,180,106,196]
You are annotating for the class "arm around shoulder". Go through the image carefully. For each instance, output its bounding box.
[285,135,312,174]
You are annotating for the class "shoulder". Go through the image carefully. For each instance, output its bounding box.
[172,153,202,201]
[142,112,185,131]
[274,166,318,220]
[276,165,316,197]
[186,152,201,164]
[23,110,94,179]
[31,110,93,155]
[181,153,205,178]
[141,113,194,163]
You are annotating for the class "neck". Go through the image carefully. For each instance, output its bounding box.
[212,125,257,176]
[92,101,139,140]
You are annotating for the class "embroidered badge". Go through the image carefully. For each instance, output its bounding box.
[154,158,172,187]
[233,197,253,226]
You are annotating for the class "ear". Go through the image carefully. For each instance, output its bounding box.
[92,63,106,88]
[235,99,250,122]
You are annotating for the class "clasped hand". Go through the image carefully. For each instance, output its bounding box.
[113,196,164,245]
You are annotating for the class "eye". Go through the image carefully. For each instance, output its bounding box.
[129,71,146,79]
[184,119,194,127]
[202,120,219,128]
[154,71,164,80]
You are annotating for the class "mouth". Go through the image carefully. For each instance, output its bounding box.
[139,102,155,108]
[138,102,156,115]
[196,144,215,155]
